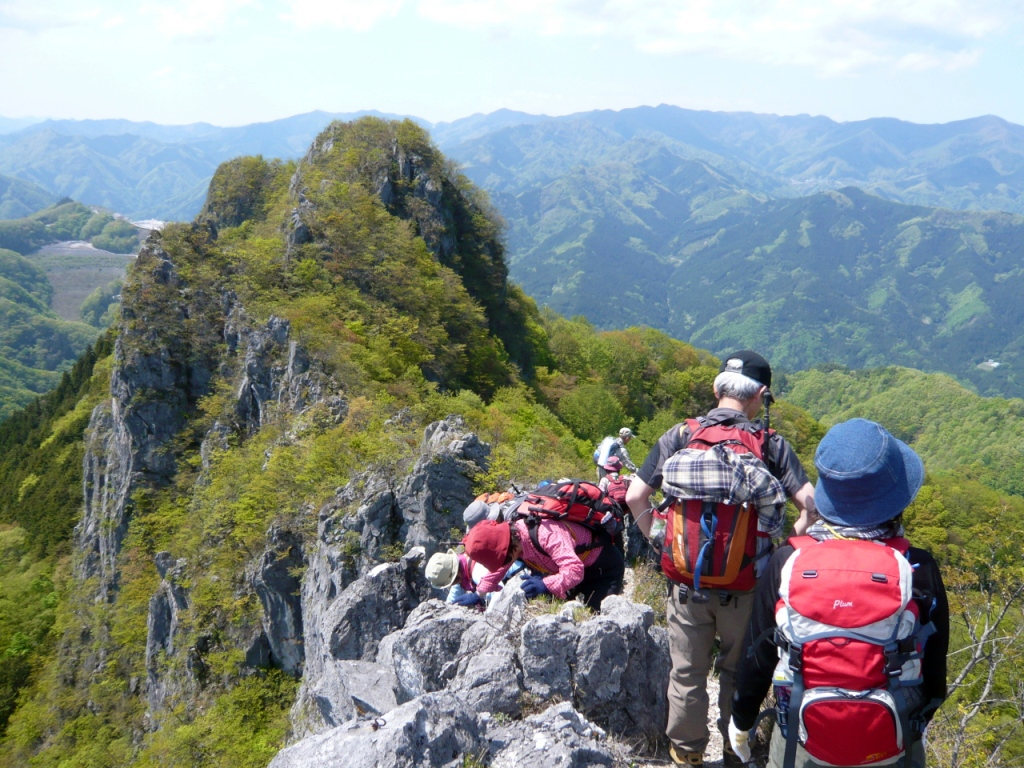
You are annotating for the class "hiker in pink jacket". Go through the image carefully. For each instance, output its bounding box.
[465,519,623,612]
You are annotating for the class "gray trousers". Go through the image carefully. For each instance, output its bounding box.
[666,584,754,755]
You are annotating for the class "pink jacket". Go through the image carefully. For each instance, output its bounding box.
[476,519,602,599]
[457,553,480,592]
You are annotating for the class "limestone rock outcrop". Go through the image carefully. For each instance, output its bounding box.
[269,696,618,768]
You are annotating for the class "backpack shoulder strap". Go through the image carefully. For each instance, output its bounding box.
[882,536,912,555]
[787,535,817,549]
[525,518,606,561]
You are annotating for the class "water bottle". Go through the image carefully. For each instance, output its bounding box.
[773,670,792,738]
[649,508,667,543]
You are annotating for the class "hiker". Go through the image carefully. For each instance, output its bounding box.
[729,418,949,768]
[424,548,524,607]
[598,456,628,499]
[465,518,625,612]
[626,350,815,767]
[594,427,638,480]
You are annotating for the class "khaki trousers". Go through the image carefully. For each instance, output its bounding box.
[666,584,755,755]
[767,726,927,768]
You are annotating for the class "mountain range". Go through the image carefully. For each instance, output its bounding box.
[3,105,1024,220]
[5,105,1024,398]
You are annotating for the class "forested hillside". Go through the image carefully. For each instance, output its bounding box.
[501,177,1024,397]
[0,201,141,418]
[783,365,1024,497]
[0,247,99,418]
[0,118,1019,767]
[0,173,55,219]
[0,199,140,255]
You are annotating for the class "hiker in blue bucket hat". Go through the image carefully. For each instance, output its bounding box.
[730,419,950,768]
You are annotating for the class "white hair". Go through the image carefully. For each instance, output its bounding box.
[714,371,764,403]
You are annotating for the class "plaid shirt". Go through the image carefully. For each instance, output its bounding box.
[661,443,786,537]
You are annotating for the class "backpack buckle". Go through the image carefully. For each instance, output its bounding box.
[718,590,732,607]
[787,644,803,673]
[676,584,689,605]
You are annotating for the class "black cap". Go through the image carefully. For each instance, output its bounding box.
[719,350,771,389]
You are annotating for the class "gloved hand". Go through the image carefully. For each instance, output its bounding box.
[521,575,550,599]
[728,717,752,763]
[452,592,482,607]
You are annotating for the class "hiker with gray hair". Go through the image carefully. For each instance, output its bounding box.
[626,350,815,767]
[729,418,949,768]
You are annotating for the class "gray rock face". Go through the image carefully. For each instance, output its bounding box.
[145,553,190,714]
[251,527,305,676]
[396,417,490,551]
[326,553,431,662]
[292,551,432,734]
[77,403,134,596]
[361,593,670,743]
[486,702,616,768]
[447,620,522,716]
[292,417,492,736]
[76,246,198,597]
[231,309,347,436]
[336,660,399,717]
[271,696,617,768]
[270,692,485,768]
[520,614,577,701]
[572,596,670,739]
[376,600,480,703]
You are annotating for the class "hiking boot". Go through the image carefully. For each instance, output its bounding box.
[723,742,746,768]
[669,744,704,765]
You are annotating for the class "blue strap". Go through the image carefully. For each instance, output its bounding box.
[692,502,717,592]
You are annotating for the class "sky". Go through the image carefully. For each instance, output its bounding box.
[2,0,1024,128]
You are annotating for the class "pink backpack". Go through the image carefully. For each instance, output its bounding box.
[772,536,935,767]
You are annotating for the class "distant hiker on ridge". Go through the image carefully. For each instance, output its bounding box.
[626,350,815,767]
[594,427,638,480]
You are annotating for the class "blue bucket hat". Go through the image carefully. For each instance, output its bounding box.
[814,419,924,527]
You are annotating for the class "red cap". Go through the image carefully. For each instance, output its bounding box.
[462,520,511,571]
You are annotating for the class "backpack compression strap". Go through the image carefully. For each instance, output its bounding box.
[525,518,608,562]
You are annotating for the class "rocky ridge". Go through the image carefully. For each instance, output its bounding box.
[57,121,685,765]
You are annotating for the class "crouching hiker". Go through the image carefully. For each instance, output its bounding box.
[464,518,625,612]
[729,419,949,768]
[425,548,525,608]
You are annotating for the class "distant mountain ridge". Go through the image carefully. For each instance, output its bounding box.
[2,105,1024,220]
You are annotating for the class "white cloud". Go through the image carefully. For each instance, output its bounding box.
[0,1,102,31]
[281,0,403,31]
[141,0,254,38]
[413,0,1021,75]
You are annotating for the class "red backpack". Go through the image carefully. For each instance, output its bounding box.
[509,480,624,558]
[659,418,777,593]
[604,475,628,506]
[771,536,935,768]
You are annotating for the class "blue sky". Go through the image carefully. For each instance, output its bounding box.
[2,0,1023,127]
